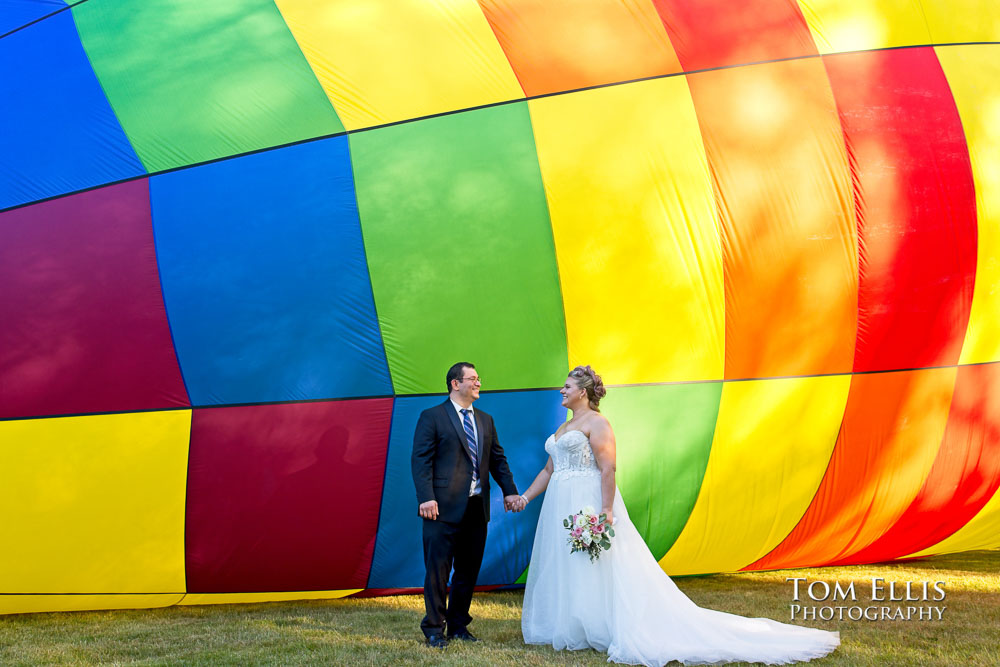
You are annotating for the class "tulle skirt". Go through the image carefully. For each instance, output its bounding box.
[521,471,840,666]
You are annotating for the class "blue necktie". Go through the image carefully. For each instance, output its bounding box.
[460,409,479,485]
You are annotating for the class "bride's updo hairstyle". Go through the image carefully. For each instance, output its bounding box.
[568,365,607,411]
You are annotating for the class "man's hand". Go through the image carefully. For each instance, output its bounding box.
[418,500,439,520]
[504,495,524,512]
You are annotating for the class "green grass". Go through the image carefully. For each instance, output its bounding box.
[2,550,998,666]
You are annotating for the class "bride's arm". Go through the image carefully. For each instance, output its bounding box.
[519,456,554,506]
[589,418,617,524]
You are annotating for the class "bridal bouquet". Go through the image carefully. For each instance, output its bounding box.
[563,505,614,562]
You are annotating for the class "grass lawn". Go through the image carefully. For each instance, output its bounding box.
[1,549,998,666]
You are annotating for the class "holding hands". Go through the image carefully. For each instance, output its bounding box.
[505,494,528,512]
[421,495,527,519]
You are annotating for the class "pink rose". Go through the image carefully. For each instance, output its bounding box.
[589,515,598,525]
[593,523,604,534]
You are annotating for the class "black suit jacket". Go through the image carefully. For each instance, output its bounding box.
[411,400,518,523]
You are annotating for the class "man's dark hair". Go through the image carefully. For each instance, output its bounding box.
[446,362,476,393]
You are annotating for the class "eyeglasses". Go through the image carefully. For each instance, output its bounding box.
[460,376,482,384]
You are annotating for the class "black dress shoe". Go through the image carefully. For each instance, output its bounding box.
[446,629,478,642]
[425,633,449,648]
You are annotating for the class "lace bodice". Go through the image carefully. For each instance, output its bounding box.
[545,429,600,479]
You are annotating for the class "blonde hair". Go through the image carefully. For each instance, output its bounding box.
[568,365,606,411]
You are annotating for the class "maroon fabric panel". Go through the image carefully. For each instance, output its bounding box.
[651,0,816,71]
[824,49,978,373]
[833,363,1000,565]
[185,398,393,593]
[0,180,188,419]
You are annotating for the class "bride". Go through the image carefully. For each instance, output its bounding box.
[514,365,840,665]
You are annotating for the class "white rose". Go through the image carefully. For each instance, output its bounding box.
[575,516,587,527]
[582,505,595,516]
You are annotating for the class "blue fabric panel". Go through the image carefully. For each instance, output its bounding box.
[368,390,564,588]
[0,0,66,36]
[150,137,391,405]
[0,11,143,210]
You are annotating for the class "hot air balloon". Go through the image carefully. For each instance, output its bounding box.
[1,0,998,615]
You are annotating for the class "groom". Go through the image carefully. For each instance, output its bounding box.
[411,362,521,647]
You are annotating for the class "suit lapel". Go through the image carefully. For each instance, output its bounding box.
[443,400,475,464]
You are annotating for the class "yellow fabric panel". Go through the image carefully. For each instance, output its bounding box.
[795,0,930,53]
[659,375,851,575]
[179,590,362,606]
[907,488,1000,557]
[0,595,184,616]
[921,0,1000,43]
[274,0,524,130]
[0,411,190,595]
[528,77,724,385]
[937,47,1000,365]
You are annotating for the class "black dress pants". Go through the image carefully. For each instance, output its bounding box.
[420,495,487,637]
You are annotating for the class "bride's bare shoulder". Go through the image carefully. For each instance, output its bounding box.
[581,413,612,437]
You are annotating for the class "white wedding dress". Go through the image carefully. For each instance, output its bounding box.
[521,430,840,666]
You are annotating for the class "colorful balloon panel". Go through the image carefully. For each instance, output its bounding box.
[0,180,188,420]
[530,77,724,384]
[71,0,344,173]
[687,58,859,379]
[747,368,957,570]
[2,0,999,616]
[825,48,977,373]
[652,0,818,70]
[942,45,1000,366]
[274,0,523,130]
[351,102,567,395]
[661,375,850,575]
[150,137,390,405]
[478,0,681,97]
[602,383,723,560]
[0,10,144,210]
[796,0,931,53]
[0,412,190,594]
[184,399,392,593]
[843,363,1000,564]
[1,0,67,36]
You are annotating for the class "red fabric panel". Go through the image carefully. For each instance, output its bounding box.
[824,48,978,373]
[0,180,188,419]
[185,399,392,593]
[835,363,1000,565]
[651,0,816,71]
[746,369,954,571]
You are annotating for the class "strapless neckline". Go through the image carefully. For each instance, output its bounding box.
[549,428,587,444]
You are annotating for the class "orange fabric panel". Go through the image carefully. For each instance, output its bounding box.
[685,59,858,380]
[747,368,955,570]
[838,363,1000,564]
[477,0,681,97]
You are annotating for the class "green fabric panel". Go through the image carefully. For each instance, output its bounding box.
[71,0,343,173]
[352,102,567,394]
[602,382,722,559]
[515,566,528,585]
